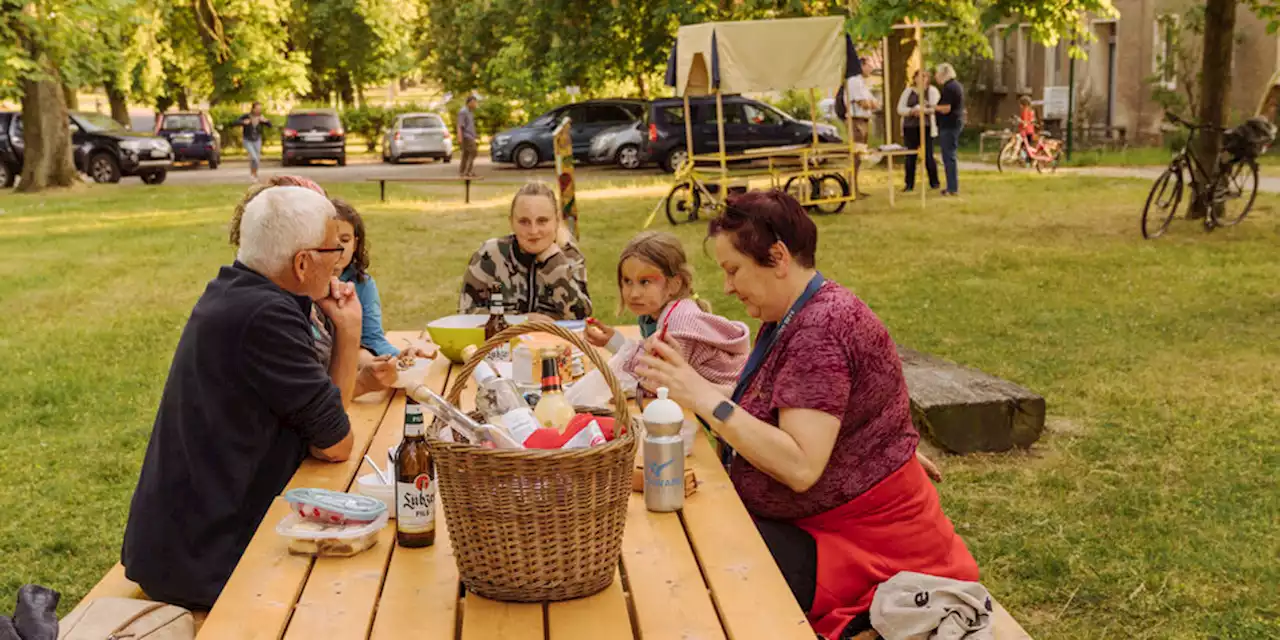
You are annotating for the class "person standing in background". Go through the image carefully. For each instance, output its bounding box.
[457,96,480,178]
[896,69,940,193]
[934,64,965,196]
[837,56,880,198]
[236,102,273,182]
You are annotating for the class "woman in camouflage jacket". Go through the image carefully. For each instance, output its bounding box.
[458,182,593,320]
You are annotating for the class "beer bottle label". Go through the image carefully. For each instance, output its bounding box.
[396,473,435,533]
[405,403,424,437]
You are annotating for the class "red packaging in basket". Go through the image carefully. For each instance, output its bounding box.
[523,414,617,449]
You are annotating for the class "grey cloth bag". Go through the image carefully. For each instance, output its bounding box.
[870,572,994,640]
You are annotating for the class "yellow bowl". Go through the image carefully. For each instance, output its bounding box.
[426,314,487,363]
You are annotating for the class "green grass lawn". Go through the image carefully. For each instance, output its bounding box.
[1,169,1277,638]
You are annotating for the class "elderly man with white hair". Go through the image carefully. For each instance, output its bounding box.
[120,185,371,610]
[933,63,965,196]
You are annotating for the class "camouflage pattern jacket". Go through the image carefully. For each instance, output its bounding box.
[458,235,593,320]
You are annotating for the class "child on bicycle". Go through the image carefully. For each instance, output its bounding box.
[1018,96,1038,149]
[584,231,749,389]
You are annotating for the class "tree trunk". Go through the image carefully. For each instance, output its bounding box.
[1190,0,1237,219]
[636,70,648,99]
[62,82,79,110]
[105,81,130,127]
[18,70,81,192]
[338,71,355,109]
[884,32,918,146]
[177,89,190,111]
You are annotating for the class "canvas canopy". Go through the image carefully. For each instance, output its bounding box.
[1257,69,1280,119]
[664,16,856,96]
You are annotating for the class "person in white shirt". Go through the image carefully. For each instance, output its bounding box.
[896,69,941,192]
[841,63,880,197]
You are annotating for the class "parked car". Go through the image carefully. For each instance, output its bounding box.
[641,96,842,173]
[381,113,453,164]
[491,99,645,169]
[282,108,346,166]
[155,111,221,169]
[588,121,645,169]
[0,112,19,188]
[0,110,173,186]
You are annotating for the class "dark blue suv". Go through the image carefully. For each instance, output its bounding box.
[491,99,645,169]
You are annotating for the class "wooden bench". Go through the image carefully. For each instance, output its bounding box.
[368,176,484,203]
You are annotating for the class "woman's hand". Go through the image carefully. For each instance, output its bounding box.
[584,318,616,348]
[634,335,724,415]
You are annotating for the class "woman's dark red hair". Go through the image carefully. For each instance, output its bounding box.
[706,190,817,268]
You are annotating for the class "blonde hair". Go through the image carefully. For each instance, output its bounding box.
[935,63,957,84]
[509,180,575,247]
[615,231,711,315]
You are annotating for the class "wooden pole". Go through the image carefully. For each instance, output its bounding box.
[682,94,694,171]
[917,24,927,208]
[883,36,894,207]
[715,90,728,197]
[809,88,820,148]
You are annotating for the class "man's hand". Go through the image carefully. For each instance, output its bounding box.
[317,277,362,341]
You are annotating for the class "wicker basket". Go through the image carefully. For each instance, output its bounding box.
[426,321,638,602]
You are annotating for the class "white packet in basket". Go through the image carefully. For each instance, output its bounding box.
[564,369,612,406]
[561,420,608,449]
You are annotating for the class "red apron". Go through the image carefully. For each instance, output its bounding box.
[795,457,979,640]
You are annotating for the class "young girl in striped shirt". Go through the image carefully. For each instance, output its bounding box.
[585,231,750,389]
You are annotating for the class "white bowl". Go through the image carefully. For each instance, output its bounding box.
[356,473,395,519]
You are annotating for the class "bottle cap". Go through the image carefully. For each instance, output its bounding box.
[642,387,684,434]
[472,360,498,384]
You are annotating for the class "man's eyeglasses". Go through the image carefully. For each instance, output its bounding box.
[303,246,345,257]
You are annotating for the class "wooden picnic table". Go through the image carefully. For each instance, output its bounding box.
[82,327,1030,639]
[192,329,814,640]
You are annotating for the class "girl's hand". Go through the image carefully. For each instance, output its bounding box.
[635,334,722,414]
[584,317,615,348]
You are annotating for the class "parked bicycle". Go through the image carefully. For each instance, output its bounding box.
[996,117,1063,174]
[1141,112,1275,239]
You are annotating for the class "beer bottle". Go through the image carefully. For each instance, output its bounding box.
[395,397,435,547]
[484,284,509,339]
[484,284,510,362]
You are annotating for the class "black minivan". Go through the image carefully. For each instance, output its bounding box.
[641,96,842,172]
[282,108,346,166]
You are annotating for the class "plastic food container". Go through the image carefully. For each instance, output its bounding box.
[284,488,387,526]
[277,511,388,557]
[356,473,395,519]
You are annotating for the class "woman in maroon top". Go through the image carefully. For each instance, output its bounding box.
[637,190,979,639]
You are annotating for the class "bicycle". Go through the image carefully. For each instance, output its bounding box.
[1141,112,1274,239]
[662,159,731,226]
[996,117,1062,174]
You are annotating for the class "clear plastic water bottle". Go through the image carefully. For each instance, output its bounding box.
[642,387,685,512]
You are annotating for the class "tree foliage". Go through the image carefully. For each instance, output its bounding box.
[292,0,425,106]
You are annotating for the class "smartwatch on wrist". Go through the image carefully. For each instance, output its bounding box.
[712,400,736,422]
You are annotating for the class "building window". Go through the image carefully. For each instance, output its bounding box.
[1153,14,1179,90]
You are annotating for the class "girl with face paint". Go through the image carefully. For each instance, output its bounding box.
[585,232,750,391]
